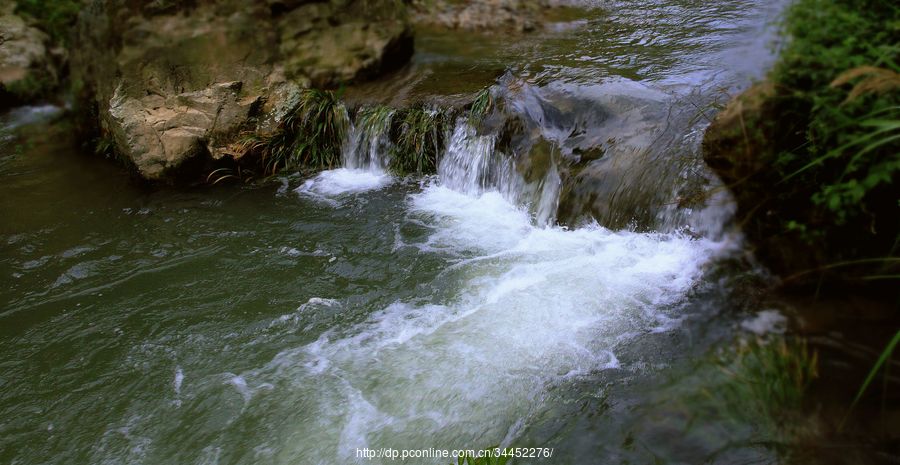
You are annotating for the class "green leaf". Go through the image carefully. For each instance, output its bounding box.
[843,329,900,427]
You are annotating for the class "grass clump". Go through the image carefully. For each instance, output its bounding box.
[374,86,496,175]
[469,86,496,122]
[356,105,395,137]
[391,106,448,174]
[226,90,500,179]
[662,337,821,462]
[707,338,819,439]
[238,89,348,175]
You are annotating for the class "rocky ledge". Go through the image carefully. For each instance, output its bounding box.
[72,0,414,182]
[701,81,817,277]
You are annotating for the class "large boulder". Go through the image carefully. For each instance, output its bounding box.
[72,0,413,182]
[0,1,56,108]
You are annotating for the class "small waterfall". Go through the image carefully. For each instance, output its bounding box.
[342,108,395,172]
[437,118,562,226]
[294,107,395,199]
[437,120,500,195]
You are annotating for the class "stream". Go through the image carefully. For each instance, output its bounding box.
[1,1,793,464]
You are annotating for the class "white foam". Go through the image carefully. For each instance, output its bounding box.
[438,119,562,226]
[740,309,787,335]
[241,180,724,463]
[173,367,184,396]
[270,297,339,327]
[292,108,396,204]
[294,168,392,201]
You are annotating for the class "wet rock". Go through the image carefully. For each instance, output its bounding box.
[0,1,56,108]
[703,81,777,183]
[106,81,263,179]
[466,77,706,230]
[72,0,413,182]
[528,80,682,230]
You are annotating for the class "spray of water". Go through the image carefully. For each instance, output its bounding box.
[295,109,396,199]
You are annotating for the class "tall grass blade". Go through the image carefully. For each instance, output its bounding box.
[842,329,900,428]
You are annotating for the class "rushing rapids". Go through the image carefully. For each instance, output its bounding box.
[273,74,740,462]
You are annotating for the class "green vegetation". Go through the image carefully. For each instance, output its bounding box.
[15,0,81,45]
[844,328,900,425]
[391,106,448,174]
[238,89,349,175]
[648,337,820,462]
[355,105,395,139]
[220,85,506,180]
[694,4,899,457]
[469,86,496,122]
[0,74,55,104]
[705,338,819,443]
[232,96,456,179]
[767,0,899,280]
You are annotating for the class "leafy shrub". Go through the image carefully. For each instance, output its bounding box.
[765,0,899,281]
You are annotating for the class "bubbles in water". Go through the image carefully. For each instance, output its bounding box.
[294,169,392,201]
[293,110,397,201]
[238,180,726,463]
[439,119,562,226]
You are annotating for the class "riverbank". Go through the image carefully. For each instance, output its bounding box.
[702,0,899,458]
[704,0,899,288]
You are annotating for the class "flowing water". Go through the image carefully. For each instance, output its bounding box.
[2,1,792,464]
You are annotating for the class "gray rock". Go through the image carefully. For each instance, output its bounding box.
[73,0,413,182]
[0,1,56,106]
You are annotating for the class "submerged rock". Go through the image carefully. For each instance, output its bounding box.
[72,0,413,182]
[0,1,57,108]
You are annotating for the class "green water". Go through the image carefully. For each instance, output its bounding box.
[1,128,756,463]
[0,1,800,464]
[0,127,451,462]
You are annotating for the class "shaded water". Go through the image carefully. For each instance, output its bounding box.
[1,1,798,464]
